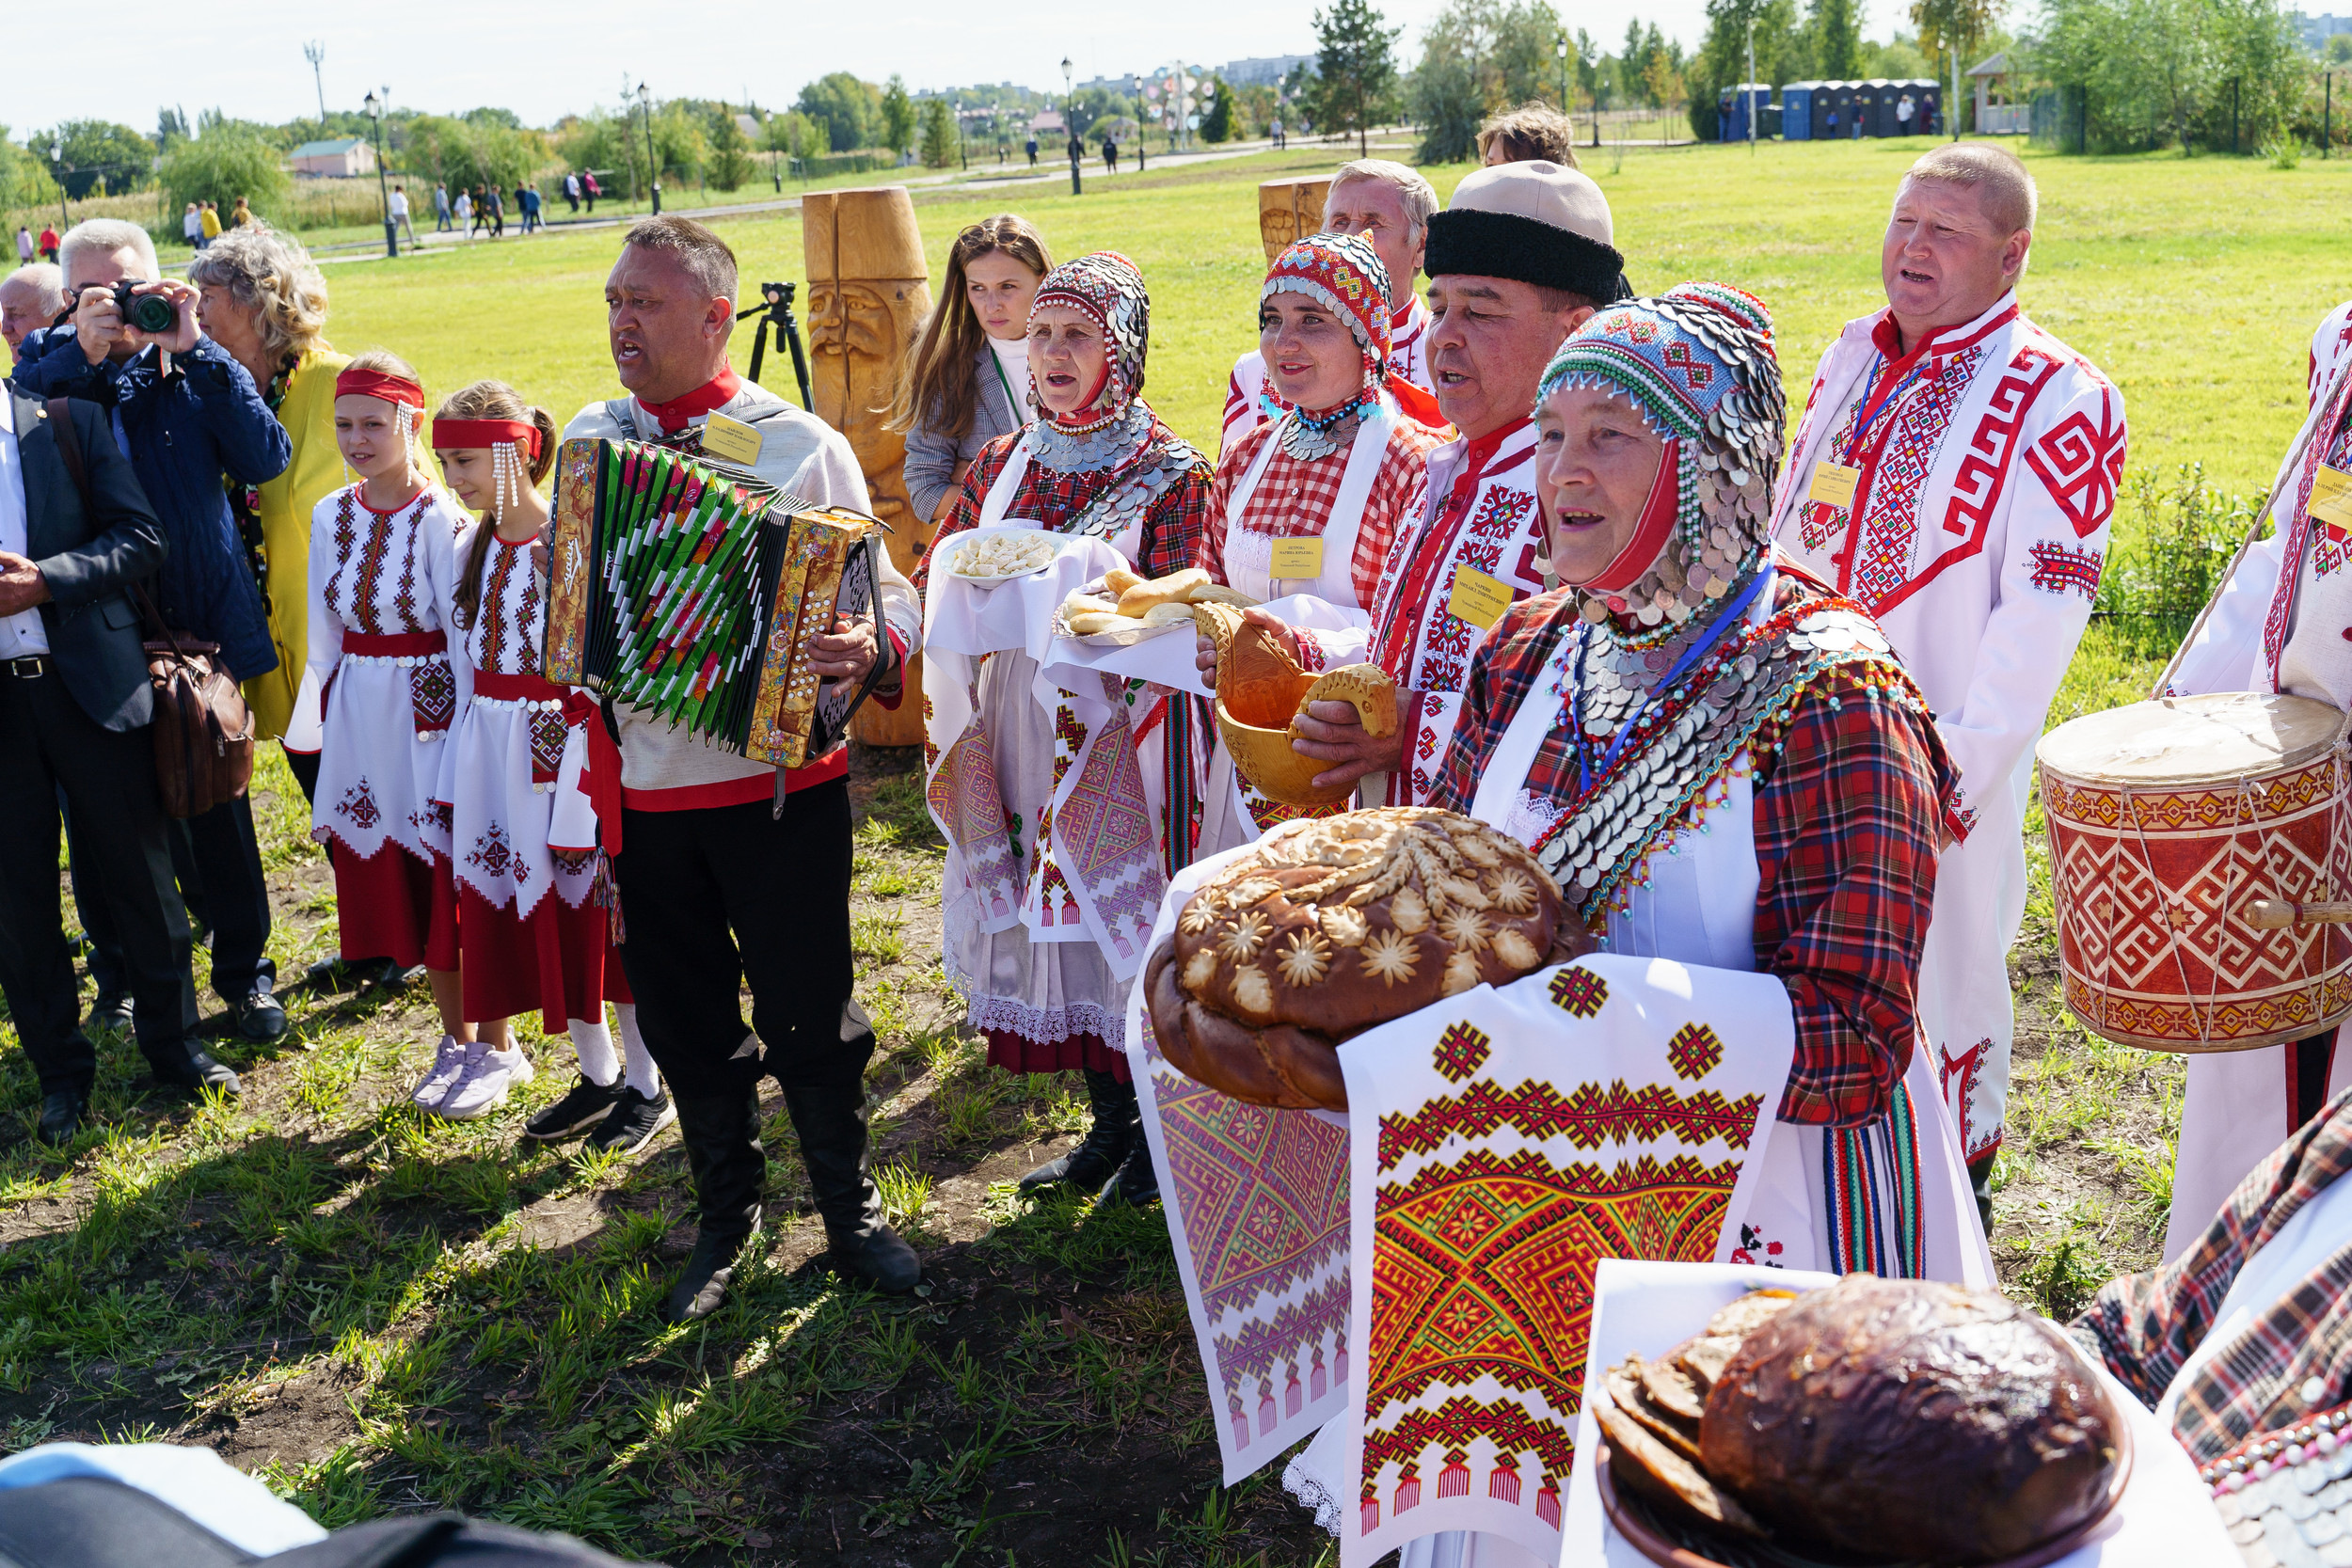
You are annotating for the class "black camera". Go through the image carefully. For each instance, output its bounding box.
[107,280,178,335]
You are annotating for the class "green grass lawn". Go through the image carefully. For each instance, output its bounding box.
[0,141,2343,1560]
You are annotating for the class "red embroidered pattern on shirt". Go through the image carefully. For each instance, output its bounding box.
[1937,1037,1996,1159]
[1848,344,1983,604]
[345,494,396,634]
[2024,388,2127,539]
[474,545,522,672]
[2311,422,2352,578]
[1375,1076,1766,1164]
[2026,539,2104,600]
[336,778,380,830]
[468,822,516,881]
[1940,350,2067,542]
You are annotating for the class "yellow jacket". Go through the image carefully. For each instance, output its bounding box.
[199,207,221,239]
[243,348,350,740]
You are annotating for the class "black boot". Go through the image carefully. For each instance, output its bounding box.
[662,1085,766,1323]
[1017,1068,1136,1193]
[1967,1148,1997,1240]
[781,1002,920,1294]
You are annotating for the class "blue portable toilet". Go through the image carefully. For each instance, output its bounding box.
[1784,81,1819,140]
[1824,81,1857,138]
[1718,82,1772,141]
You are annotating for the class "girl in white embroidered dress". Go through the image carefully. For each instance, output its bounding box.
[430,381,670,1148]
[286,350,478,1108]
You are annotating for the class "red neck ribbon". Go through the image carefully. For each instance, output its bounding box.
[1386,374,1443,430]
[431,419,542,459]
[1579,438,1683,594]
[640,364,741,434]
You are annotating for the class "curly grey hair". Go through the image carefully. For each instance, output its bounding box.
[186,228,330,363]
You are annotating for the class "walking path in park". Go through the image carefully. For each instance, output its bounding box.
[257,134,1406,269]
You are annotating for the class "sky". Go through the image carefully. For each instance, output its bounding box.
[6,0,1922,135]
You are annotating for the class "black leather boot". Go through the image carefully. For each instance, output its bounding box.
[1094,1071,1157,1207]
[781,1002,920,1294]
[1017,1068,1136,1193]
[662,1085,766,1323]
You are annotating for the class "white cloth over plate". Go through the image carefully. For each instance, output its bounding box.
[1559,1260,2237,1568]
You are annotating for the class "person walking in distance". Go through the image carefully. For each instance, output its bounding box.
[564,171,581,214]
[387,184,417,249]
[434,182,453,233]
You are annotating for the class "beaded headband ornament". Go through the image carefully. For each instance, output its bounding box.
[1537,282,1785,633]
[1027,250,1152,434]
[1260,230,1392,387]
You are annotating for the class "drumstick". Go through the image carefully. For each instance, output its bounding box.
[2151,355,2352,700]
[2246,897,2352,928]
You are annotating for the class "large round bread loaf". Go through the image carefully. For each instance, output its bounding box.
[1144,810,1581,1109]
[1697,1276,2124,1563]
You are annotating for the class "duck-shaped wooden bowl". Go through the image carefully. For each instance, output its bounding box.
[1196,604,1398,807]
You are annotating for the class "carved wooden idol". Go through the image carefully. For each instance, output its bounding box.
[1257,176,1333,261]
[804,185,932,748]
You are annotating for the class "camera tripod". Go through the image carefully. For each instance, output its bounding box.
[739,282,814,411]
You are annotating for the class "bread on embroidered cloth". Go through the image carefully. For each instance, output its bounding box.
[1603,1277,2126,1564]
[1143,808,1578,1110]
[1203,605,1400,807]
[1057,573,1256,640]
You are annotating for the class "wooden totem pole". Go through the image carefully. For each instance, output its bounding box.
[804,185,932,748]
[1256,175,1333,261]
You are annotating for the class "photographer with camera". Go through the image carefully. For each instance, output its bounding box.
[12,219,293,1049]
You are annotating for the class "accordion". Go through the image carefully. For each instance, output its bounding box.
[544,436,887,768]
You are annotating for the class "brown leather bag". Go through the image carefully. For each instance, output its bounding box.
[43,398,255,817]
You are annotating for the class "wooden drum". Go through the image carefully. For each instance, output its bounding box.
[2038,692,2352,1052]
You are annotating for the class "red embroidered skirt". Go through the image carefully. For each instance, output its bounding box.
[330,841,459,971]
[984,1028,1132,1084]
[457,885,630,1030]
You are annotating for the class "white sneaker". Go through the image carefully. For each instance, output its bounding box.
[412,1035,469,1109]
[437,1044,535,1120]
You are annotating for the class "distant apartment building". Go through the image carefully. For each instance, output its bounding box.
[2298,10,2352,45]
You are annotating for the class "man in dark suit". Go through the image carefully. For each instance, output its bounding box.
[0,389,240,1145]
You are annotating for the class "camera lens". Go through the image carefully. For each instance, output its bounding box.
[125,293,177,334]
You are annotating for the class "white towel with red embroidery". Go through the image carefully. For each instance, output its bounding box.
[1770,293,2126,1167]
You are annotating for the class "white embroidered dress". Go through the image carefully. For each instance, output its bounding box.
[1771,293,2127,1166]
[292,484,474,868]
[438,534,599,919]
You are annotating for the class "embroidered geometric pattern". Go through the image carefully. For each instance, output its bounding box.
[1848,344,1982,605]
[2024,389,2128,539]
[1154,1074,1352,1317]
[336,779,381,831]
[1549,968,1608,1018]
[1666,1022,1724,1081]
[1379,1079,1766,1165]
[1052,699,1168,959]
[2026,538,2104,600]
[1360,1144,1744,1521]
[1432,1022,1493,1084]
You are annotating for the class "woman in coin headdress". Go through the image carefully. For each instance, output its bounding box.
[916,250,1213,1210]
[1434,282,1980,1276]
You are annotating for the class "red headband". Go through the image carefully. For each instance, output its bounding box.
[431,419,542,460]
[336,366,424,409]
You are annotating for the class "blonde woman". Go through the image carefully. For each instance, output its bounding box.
[190,228,348,796]
[886,214,1054,525]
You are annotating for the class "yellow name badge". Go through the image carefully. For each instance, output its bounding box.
[700,411,764,467]
[1807,460,1862,510]
[2312,465,2352,530]
[1450,563,1514,630]
[1267,536,1325,579]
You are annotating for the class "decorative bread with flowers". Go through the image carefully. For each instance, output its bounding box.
[1144,809,1581,1109]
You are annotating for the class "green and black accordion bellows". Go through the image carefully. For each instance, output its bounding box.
[543,436,884,769]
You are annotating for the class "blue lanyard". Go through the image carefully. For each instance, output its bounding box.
[1573,567,1774,794]
[1838,349,1933,469]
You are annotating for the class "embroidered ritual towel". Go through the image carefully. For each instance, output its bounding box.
[923,529,1132,953]
[1336,955,1796,1568]
[1128,844,1355,1483]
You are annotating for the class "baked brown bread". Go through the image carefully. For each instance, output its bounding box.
[1597,1402,1765,1541]
[1202,608,1399,807]
[1698,1275,2125,1563]
[1143,809,1585,1110]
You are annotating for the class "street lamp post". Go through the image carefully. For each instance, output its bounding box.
[364,91,398,258]
[1557,35,1569,116]
[1063,57,1082,196]
[640,85,660,214]
[49,141,69,230]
